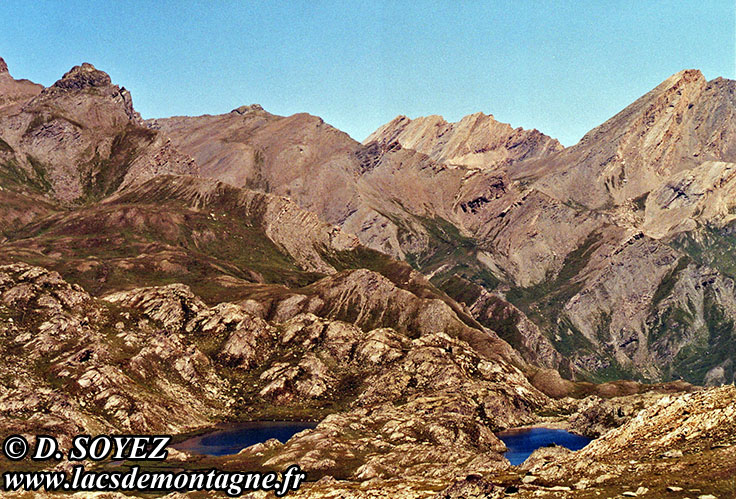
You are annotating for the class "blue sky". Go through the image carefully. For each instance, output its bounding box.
[1,1,734,145]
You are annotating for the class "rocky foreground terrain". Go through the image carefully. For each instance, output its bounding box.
[3,262,733,498]
[1,56,736,497]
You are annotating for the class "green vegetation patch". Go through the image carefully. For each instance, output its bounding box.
[649,256,690,313]
[78,125,157,202]
[403,215,502,292]
[506,230,600,339]
[1,202,326,302]
[25,155,53,193]
[665,291,736,384]
[0,157,52,194]
[438,274,484,307]
[672,222,736,280]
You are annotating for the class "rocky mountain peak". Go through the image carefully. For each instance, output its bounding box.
[382,114,411,128]
[665,68,705,87]
[0,62,199,202]
[522,69,730,211]
[365,111,562,170]
[26,62,142,126]
[231,104,265,114]
[0,56,43,114]
[52,62,112,90]
[460,110,496,122]
[576,69,707,145]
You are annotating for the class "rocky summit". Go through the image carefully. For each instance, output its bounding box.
[1,57,736,498]
[363,112,563,170]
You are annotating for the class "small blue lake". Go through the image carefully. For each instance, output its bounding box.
[173,421,318,456]
[496,427,592,465]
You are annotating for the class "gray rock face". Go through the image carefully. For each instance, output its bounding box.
[1,262,542,456]
[104,283,208,330]
[81,273,557,486]
[424,386,736,499]
[567,386,736,468]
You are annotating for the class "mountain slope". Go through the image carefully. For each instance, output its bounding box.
[2,57,732,498]
[5,57,736,386]
[517,70,736,211]
[0,64,568,490]
[149,105,573,372]
[0,174,360,299]
[148,108,474,262]
[0,58,55,235]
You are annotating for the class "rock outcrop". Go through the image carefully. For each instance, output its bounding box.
[0,56,43,115]
[0,264,229,443]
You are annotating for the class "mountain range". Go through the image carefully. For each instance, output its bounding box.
[1,56,735,497]
[149,68,736,386]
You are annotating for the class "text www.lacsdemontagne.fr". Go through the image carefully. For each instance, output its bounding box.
[3,464,306,497]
